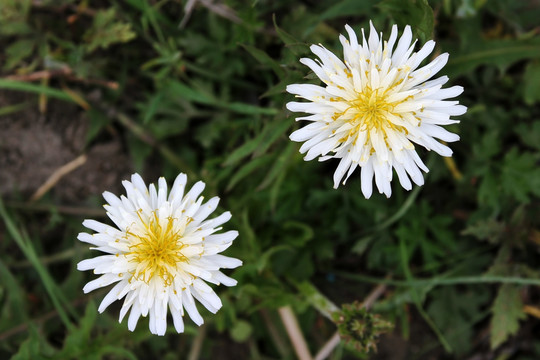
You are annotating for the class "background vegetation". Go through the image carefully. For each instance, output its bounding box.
[1,0,540,358]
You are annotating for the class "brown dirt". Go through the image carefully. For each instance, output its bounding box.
[0,91,132,203]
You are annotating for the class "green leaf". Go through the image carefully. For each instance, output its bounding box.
[446,37,540,77]
[257,141,296,190]
[272,14,309,56]
[226,154,273,191]
[462,218,506,244]
[490,284,525,349]
[4,38,35,70]
[230,320,253,342]
[241,44,285,79]
[317,0,374,21]
[0,80,77,103]
[223,135,265,167]
[58,301,98,357]
[83,8,136,53]
[0,260,28,329]
[523,61,540,104]
[515,121,540,151]
[168,81,277,115]
[428,287,490,355]
[11,324,56,360]
[378,0,434,43]
[501,148,540,202]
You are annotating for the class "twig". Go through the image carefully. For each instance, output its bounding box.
[278,306,313,360]
[4,68,72,81]
[3,67,118,90]
[180,0,241,28]
[199,0,241,24]
[361,283,387,310]
[30,154,87,202]
[314,332,340,360]
[187,324,207,360]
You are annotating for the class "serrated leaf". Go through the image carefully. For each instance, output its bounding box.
[4,38,35,70]
[428,287,490,355]
[462,218,506,244]
[490,284,525,349]
[501,148,540,202]
[58,301,98,357]
[11,324,56,360]
[84,8,136,53]
[515,121,540,151]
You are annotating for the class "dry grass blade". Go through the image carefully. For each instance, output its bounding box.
[30,154,87,202]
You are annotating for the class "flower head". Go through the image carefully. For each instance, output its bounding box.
[287,22,467,198]
[77,173,241,335]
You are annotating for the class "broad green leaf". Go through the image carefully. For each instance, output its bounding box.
[490,284,525,349]
[446,37,540,77]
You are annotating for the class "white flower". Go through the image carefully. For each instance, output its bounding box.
[287,22,467,198]
[77,173,241,336]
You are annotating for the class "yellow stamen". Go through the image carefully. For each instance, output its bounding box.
[125,212,187,286]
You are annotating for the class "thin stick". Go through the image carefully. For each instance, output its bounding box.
[187,324,207,360]
[314,332,340,360]
[278,306,313,360]
[361,283,387,310]
[4,68,72,81]
[30,154,87,202]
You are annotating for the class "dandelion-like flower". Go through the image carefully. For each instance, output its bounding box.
[287,22,467,198]
[77,173,241,335]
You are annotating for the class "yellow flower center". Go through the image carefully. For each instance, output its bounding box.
[338,85,408,146]
[125,212,187,286]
